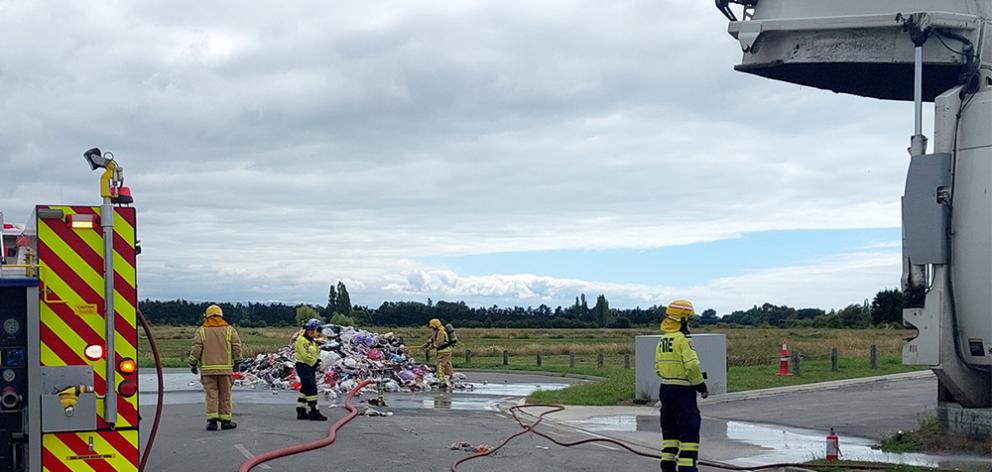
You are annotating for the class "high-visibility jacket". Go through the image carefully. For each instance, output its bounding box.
[655,332,704,387]
[188,318,242,376]
[431,328,453,353]
[294,332,321,366]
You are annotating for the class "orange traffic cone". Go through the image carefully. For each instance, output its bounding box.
[777,339,792,376]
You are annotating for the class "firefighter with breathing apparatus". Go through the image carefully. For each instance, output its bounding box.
[187,304,243,431]
[293,318,328,421]
[421,318,454,388]
[656,299,708,472]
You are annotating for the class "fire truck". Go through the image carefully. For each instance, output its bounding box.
[0,148,145,472]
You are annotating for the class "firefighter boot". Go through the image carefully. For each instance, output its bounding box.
[296,407,308,420]
[206,419,219,431]
[220,420,238,430]
[308,408,328,421]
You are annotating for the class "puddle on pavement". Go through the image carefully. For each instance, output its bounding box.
[461,382,569,396]
[568,416,990,471]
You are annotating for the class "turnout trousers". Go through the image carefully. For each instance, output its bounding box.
[435,351,454,383]
[296,362,320,411]
[659,384,701,472]
[201,374,234,421]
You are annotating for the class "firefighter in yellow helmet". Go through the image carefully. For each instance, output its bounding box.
[187,304,242,431]
[293,318,328,421]
[656,299,708,472]
[421,318,454,388]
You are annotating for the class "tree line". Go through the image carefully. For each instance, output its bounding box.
[139,282,905,330]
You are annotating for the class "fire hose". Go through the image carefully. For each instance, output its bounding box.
[239,379,373,472]
[136,309,164,472]
[451,404,964,472]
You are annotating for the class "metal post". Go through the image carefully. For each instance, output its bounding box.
[870,345,878,369]
[465,349,471,366]
[536,352,542,367]
[426,349,431,363]
[503,350,509,366]
[569,352,575,368]
[831,348,839,372]
[101,200,117,425]
[910,45,928,156]
[624,354,631,369]
[791,352,801,376]
[597,353,604,368]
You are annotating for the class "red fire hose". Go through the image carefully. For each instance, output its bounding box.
[136,310,164,472]
[239,379,373,472]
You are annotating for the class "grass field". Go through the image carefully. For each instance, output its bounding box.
[140,325,923,404]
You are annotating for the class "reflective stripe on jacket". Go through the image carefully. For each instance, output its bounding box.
[432,328,452,353]
[188,323,242,376]
[294,332,320,366]
[655,332,704,387]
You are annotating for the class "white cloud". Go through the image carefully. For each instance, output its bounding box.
[0,1,912,309]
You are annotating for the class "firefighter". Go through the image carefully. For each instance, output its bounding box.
[421,318,454,388]
[655,299,708,472]
[294,318,328,421]
[187,304,243,431]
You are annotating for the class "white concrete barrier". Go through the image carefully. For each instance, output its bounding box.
[635,334,727,402]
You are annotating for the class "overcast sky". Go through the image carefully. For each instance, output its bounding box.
[0,1,915,313]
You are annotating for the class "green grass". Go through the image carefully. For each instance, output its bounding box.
[727,356,923,392]
[878,416,992,455]
[140,326,926,405]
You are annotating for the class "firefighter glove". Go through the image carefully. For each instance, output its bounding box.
[695,382,709,398]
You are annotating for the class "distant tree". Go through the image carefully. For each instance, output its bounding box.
[323,285,338,318]
[329,312,356,327]
[593,294,611,327]
[698,309,719,325]
[335,281,352,315]
[871,289,903,326]
[295,305,322,327]
[608,316,632,329]
[838,303,871,329]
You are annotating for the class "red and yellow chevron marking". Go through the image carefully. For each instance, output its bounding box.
[42,430,139,472]
[36,205,140,430]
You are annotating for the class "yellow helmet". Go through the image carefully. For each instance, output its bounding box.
[204,304,224,318]
[665,299,695,320]
[429,318,442,329]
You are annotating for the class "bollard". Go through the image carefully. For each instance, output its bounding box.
[597,353,604,368]
[503,350,509,366]
[870,345,877,369]
[536,352,542,367]
[569,352,575,368]
[624,354,631,369]
[831,348,838,372]
[465,349,472,366]
[791,352,801,376]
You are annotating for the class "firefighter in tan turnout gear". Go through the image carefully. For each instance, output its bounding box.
[188,304,243,431]
[656,299,708,472]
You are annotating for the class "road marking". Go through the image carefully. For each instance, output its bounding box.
[234,444,271,469]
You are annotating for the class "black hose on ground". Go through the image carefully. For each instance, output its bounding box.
[451,404,964,472]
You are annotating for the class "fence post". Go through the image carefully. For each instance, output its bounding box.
[870,345,877,369]
[536,352,543,367]
[465,349,472,366]
[426,350,431,363]
[597,353,604,368]
[624,354,631,369]
[831,348,838,372]
[569,352,575,368]
[503,350,509,366]
[791,352,801,376]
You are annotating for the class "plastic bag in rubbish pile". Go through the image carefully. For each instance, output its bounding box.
[233,324,471,394]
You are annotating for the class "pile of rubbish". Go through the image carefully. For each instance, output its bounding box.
[233,324,471,400]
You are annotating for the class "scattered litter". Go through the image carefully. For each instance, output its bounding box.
[360,407,393,417]
[233,324,473,397]
[472,444,491,454]
[449,442,472,451]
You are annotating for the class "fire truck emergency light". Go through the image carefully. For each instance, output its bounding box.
[84,344,105,361]
[66,213,97,229]
[118,358,136,374]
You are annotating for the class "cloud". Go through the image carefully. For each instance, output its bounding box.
[0,1,911,309]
